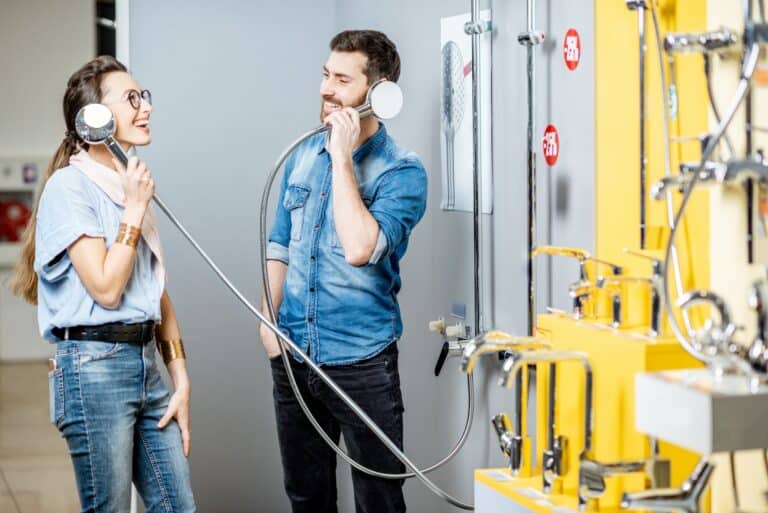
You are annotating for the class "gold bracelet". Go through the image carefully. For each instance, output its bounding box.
[116,223,141,248]
[156,338,186,365]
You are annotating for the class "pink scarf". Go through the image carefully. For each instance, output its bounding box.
[69,151,167,288]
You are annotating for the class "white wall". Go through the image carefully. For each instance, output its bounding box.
[0,0,95,156]
[0,0,95,360]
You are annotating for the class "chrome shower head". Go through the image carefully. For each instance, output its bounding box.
[74,103,129,165]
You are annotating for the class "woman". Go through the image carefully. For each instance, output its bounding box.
[10,55,196,513]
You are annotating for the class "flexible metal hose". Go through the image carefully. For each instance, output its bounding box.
[650,4,694,336]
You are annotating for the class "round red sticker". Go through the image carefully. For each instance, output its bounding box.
[542,125,559,166]
[563,29,581,70]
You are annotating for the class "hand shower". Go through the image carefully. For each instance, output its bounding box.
[441,41,467,210]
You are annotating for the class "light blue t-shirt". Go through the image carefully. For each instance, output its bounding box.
[34,165,163,342]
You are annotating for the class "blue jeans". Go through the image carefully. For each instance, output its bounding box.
[270,342,406,513]
[49,340,196,513]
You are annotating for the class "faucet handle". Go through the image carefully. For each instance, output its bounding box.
[492,412,513,440]
[533,245,590,261]
[434,340,465,376]
[428,317,446,334]
[678,290,737,353]
[543,435,569,494]
[434,341,451,377]
[621,460,714,513]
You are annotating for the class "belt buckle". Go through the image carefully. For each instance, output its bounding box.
[64,327,70,341]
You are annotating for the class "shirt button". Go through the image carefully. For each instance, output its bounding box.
[321,192,327,197]
[309,287,315,292]
[314,224,320,230]
[307,317,314,323]
[311,256,316,261]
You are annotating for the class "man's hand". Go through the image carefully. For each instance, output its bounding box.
[326,107,361,163]
[260,323,282,359]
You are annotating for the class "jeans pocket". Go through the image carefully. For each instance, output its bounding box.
[78,341,122,365]
[48,367,64,427]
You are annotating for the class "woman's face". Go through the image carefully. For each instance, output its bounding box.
[99,71,153,148]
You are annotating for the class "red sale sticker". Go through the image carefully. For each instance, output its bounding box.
[563,29,581,70]
[543,125,559,166]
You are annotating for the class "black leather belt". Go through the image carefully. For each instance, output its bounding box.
[52,321,155,343]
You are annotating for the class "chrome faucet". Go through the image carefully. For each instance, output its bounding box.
[429,317,470,376]
[716,154,768,184]
[499,351,593,491]
[664,29,739,54]
[579,459,647,506]
[463,332,551,475]
[569,280,598,320]
[533,246,622,319]
[578,438,671,511]
[621,459,714,513]
[491,412,523,473]
[623,250,666,337]
[748,280,768,373]
[597,275,660,333]
[532,245,623,282]
[650,161,721,200]
[460,331,551,375]
[677,289,755,375]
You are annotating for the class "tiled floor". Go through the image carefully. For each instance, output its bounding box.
[0,361,80,513]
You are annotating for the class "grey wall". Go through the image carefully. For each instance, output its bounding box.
[129,0,594,511]
[130,2,335,511]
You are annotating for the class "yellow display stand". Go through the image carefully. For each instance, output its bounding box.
[473,0,768,511]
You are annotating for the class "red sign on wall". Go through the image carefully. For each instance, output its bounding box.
[563,29,581,71]
[542,125,560,166]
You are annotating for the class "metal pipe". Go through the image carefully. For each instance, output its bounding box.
[517,0,544,474]
[639,1,647,249]
[746,0,756,264]
[468,0,483,336]
[626,0,648,248]
[519,0,543,336]
[461,335,551,374]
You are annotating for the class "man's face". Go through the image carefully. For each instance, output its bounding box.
[320,51,370,122]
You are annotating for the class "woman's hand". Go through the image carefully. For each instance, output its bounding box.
[113,156,155,210]
[158,383,191,457]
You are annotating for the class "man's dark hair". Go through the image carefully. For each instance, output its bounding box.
[330,30,401,83]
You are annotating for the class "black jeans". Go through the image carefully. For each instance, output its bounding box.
[270,343,406,513]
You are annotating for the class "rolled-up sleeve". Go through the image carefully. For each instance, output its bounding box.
[34,173,104,281]
[367,159,428,264]
[267,154,295,265]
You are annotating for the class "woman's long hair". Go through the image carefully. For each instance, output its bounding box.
[10,55,127,304]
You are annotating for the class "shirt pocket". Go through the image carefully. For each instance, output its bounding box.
[284,183,311,242]
[330,194,374,257]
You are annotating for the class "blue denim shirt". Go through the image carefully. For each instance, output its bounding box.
[34,166,163,341]
[267,124,427,365]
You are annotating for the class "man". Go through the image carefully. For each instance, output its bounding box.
[260,30,428,513]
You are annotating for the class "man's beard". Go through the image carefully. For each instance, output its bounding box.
[319,91,368,123]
